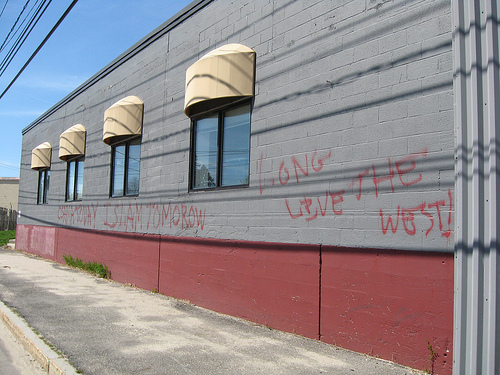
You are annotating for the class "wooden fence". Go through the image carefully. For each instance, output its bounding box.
[0,207,17,231]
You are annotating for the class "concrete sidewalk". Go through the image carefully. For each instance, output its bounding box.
[0,248,422,375]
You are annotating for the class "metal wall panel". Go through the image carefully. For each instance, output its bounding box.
[453,0,500,373]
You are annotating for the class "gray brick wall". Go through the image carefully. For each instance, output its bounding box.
[18,0,454,251]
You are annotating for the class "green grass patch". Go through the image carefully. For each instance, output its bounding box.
[0,230,15,246]
[63,255,110,279]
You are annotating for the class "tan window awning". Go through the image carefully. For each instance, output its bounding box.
[184,44,256,118]
[103,95,144,145]
[31,142,51,170]
[59,124,86,160]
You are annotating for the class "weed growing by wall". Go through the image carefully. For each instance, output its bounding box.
[63,254,110,279]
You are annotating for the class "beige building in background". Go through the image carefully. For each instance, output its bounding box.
[0,177,19,211]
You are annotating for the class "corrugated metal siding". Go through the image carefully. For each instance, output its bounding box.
[453,0,500,373]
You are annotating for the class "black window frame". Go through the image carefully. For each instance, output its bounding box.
[189,101,251,191]
[37,168,50,204]
[110,136,141,198]
[65,156,84,202]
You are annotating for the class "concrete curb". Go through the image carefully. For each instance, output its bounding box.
[4,239,15,250]
[0,299,79,375]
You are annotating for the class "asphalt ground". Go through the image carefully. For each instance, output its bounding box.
[0,247,423,375]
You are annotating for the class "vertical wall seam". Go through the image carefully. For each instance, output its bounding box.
[157,234,161,292]
[318,244,322,341]
[54,227,59,262]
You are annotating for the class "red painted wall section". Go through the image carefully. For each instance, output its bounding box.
[16,225,161,291]
[15,224,30,254]
[159,237,321,340]
[55,228,160,292]
[16,224,57,261]
[321,247,453,375]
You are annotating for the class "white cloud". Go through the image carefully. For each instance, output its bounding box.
[0,109,44,117]
[18,74,87,92]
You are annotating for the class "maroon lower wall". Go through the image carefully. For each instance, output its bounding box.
[159,237,320,339]
[56,228,160,292]
[15,224,453,375]
[16,224,57,260]
[321,247,453,374]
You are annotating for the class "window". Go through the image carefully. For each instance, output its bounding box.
[191,103,251,189]
[37,169,50,204]
[110,138,141,197]
[66,158,84,201]
[31,142,51,203]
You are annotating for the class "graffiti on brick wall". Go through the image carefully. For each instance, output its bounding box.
[258,148,453,242]
[104,203,206,231]
[58,204,99,228]
[259,150,333,194]
[378,189,452,239]
[58,202,206,231]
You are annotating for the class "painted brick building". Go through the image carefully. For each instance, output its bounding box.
[0,177,19,211]
[16,1,500,374]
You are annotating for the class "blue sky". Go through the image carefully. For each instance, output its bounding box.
[0,0,192,177]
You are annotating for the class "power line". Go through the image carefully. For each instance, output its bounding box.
[1,0,44,53]
[0,0,31,52]
[0,161,20,171]
[0,0,52,77]
[0,0,51,76]
[0,0,9,19]
[0,0,79,100]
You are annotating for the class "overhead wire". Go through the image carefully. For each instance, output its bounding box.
[0,0,52,77]
[0,0,9,19]
[0,161,20,172]
[0,0,31,52]
[0,0,79,100]
[1,0,44,52]
[0,0,48,76]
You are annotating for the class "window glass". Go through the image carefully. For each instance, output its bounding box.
[38,171,45,204]
[45,171,50,203]
[193,115,218,188]
[111,139,141,197]
[38,170,49,204]
[66,161,76,201]
[126,139,141,196]
[191,103,251,190]
[66,158,84,201]
[76,159,84,200]
[112,145,126,197]
[222,104,251,186]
